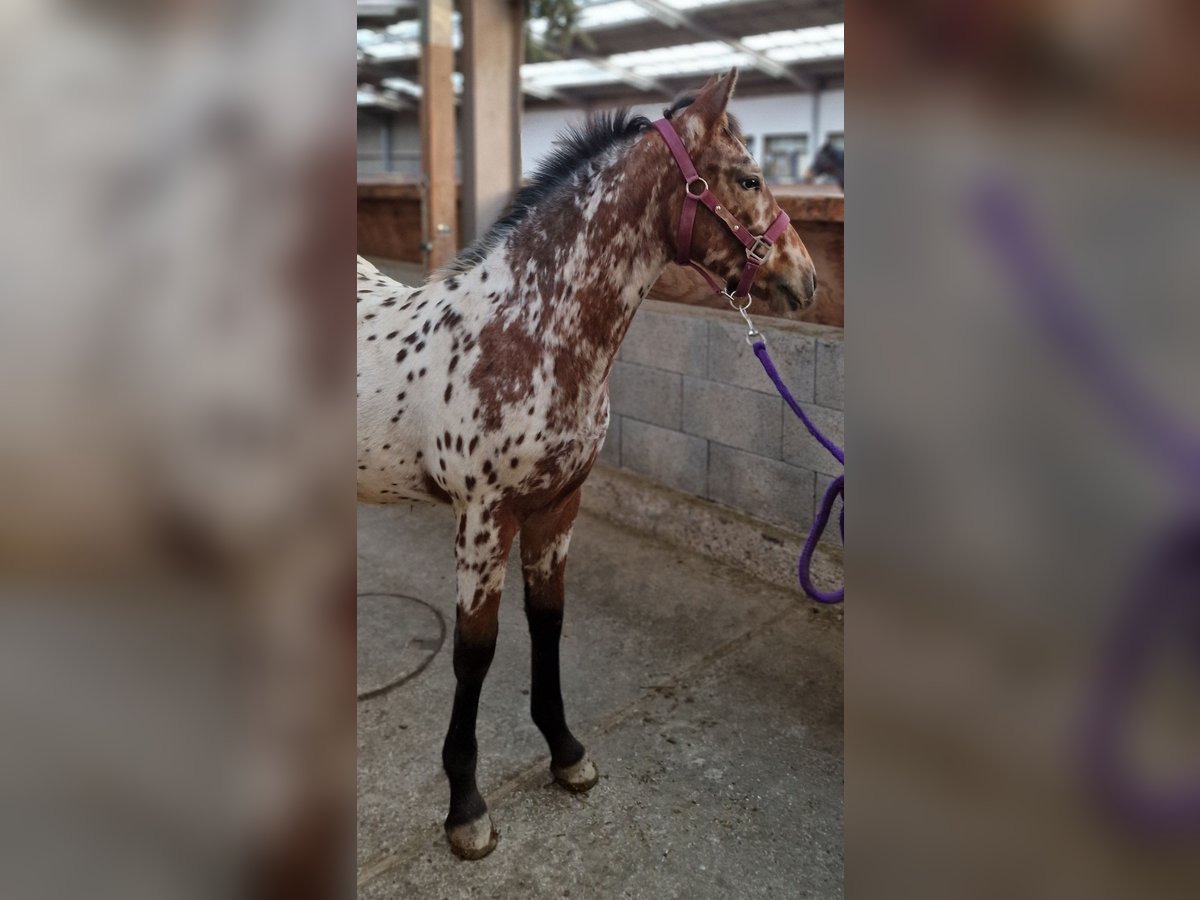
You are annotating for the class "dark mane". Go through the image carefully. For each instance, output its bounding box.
[440,108,652,275]
[663,94,695,119]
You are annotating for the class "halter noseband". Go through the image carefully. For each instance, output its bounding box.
[652,117,791,306]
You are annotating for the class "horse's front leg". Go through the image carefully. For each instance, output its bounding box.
[519,488,599,793]
[442,501,517,860]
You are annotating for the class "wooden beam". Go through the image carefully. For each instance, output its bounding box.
[418,0,457,271]
[461,0,523,244]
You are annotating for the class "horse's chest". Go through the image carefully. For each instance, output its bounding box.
[524,398,610,493]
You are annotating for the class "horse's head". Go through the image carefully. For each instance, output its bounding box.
[663,69,818,313]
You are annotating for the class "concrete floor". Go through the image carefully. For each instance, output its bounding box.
[357,499,843,899]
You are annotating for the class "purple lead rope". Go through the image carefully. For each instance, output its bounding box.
[971,178,1200,834]
[752,340,844,603]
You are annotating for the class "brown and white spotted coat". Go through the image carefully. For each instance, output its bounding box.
[356,70,816,860]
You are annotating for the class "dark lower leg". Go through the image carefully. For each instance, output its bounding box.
[442,614,497,829]
[525,591,585,770]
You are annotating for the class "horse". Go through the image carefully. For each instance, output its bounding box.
[808,140,844,189]
[356,68,817,860]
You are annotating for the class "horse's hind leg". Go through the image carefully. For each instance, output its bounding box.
[519,488,599,793]
[442,502,517,860]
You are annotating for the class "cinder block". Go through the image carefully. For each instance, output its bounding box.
[815,337,843,411]
[682,377,782,457]
[618,307,707,376]
[708,318,816,400]
[608,361,682,429]
[814,473,845,547]
[620,419,707,495]
[708,444,816,532]
[782,404,844,478]
[598,414,621,467]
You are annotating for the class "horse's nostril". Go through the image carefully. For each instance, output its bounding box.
[776,280,803,311]
[810,272,819,297]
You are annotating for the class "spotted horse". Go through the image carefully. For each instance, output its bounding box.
[356,69,817,860]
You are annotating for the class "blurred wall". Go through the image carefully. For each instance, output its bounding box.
[522,89,845,176]
[356,89,845,181]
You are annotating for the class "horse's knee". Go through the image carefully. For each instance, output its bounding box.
[523,594,563,632]
[451,610,497,681]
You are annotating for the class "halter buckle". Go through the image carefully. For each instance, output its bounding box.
[746,236,772,265]
[685,176,709,198]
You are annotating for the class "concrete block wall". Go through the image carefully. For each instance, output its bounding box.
[600,300,843,538]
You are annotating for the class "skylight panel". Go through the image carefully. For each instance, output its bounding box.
[663,0,757,9]
[381,77,422,97]
[383,20,423,41]
[742,25,844,62]
[359,14,462,61]
[609,41,751,78]
[521,59,620,89]
[357,1,414,16]
[527,1,649,40]
[357,86,406,111]
[576,1,653,30]
[363,40,420,61]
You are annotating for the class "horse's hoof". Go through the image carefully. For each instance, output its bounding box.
[552,755,599,793]
[445,813,497,860]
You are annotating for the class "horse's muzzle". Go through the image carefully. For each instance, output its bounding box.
[769,270,817,312]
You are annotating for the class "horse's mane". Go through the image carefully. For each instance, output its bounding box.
[439,108,653,276]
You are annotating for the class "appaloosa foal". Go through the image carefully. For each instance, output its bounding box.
[357,70,817,859]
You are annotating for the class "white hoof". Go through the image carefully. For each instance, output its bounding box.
[445,813,497,860]
[552,755,599,793]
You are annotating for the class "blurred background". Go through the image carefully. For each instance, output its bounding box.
[357,1,843,181]
[852,1,1200,897]
[0,2,353,899]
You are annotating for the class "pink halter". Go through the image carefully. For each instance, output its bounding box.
[653,117,791,302]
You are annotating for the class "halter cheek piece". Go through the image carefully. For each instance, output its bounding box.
[652,117,791,310]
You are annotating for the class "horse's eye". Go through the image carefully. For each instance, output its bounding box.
[739,176,761,191]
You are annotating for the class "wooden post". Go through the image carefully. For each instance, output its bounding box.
[419,0,457,272]
[461,0,523,243]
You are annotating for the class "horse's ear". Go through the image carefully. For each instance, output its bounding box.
[719,67,739,103]
[684,68,739,138]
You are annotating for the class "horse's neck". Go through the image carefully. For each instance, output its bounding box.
[487,156,673,406]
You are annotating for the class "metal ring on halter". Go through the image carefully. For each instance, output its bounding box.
[722,289,752,312]
[723,290,760,344]
[685,176,708,198]
[746,236,771,264]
